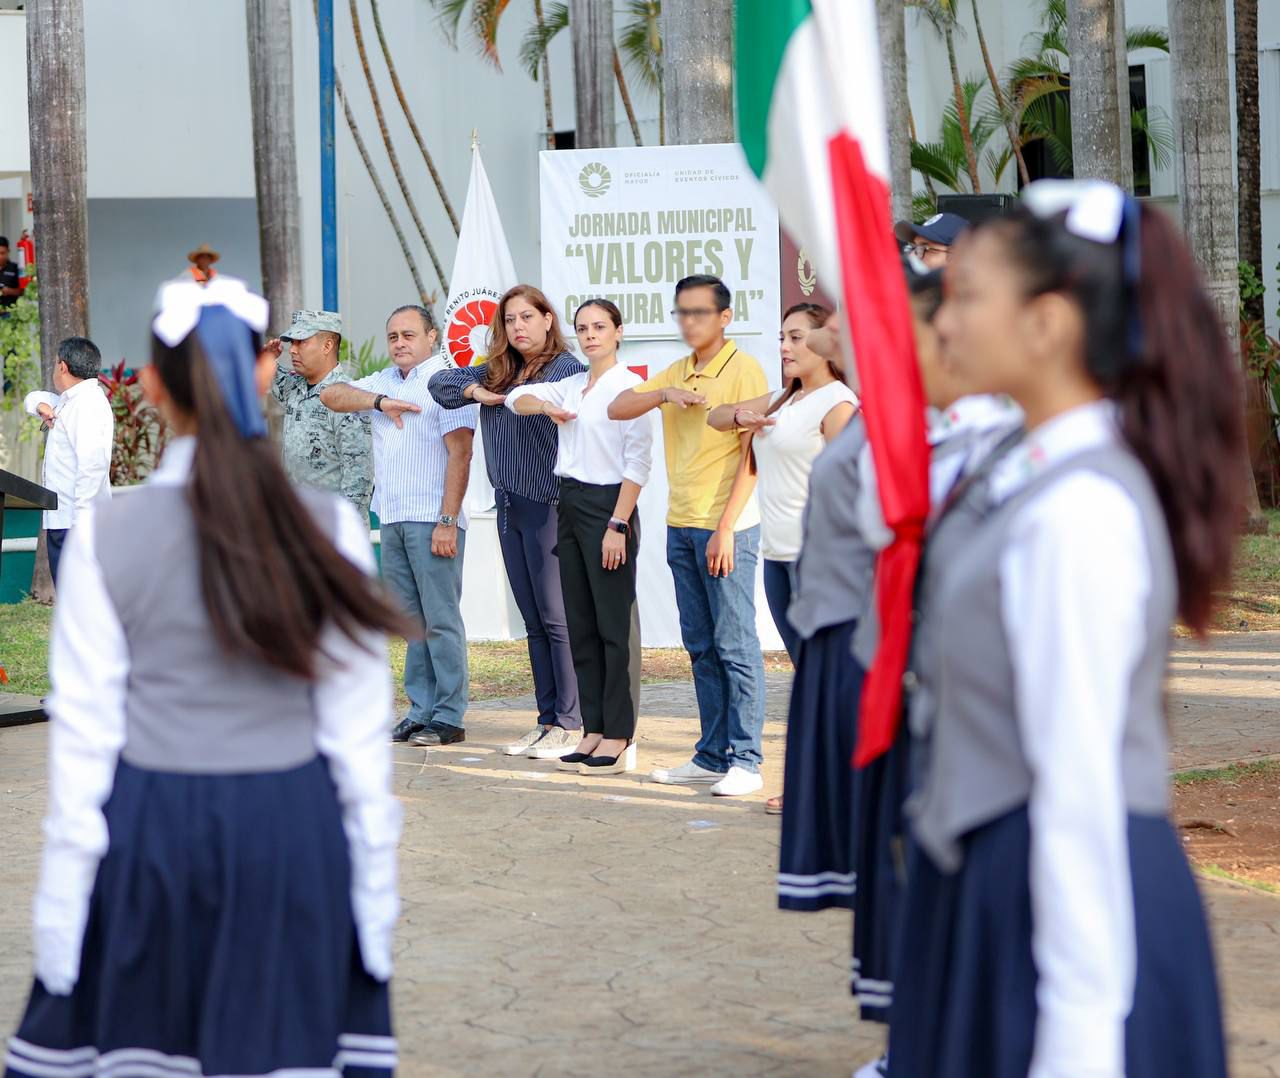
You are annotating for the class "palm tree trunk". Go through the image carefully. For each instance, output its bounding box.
[658,81,666,145]
[945,27,981,191]
[614,47,644,145]
[1112,0,1135,190]
[349,0,449,293]
[661,0,734,145]
[878,0,913,221]
[27,0,89,602]
[1235,0,1263,328]
[1067,0,1127,185]
[534,0,556,148]
[338,84,432,309]
[370,0,460,234]
[570,0,616,148]
[1168,0,1266,530]
[246,0,304,330]
[970,0,1030,186]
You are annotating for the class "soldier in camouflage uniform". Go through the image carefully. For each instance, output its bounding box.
[264,309,373,523]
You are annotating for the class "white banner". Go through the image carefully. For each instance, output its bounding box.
[540,144,784,649]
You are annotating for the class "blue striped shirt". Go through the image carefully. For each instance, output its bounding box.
[351,355,478,526]
[429,351,586,505]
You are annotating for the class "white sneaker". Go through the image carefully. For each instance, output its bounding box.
[528,726,580,759]
[710,766,764,797]
[503,727,548,756]
[649,759,724,785]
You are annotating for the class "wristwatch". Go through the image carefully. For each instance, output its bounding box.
[607,517,630,536]
[373,393,387,412]
[439,514,457,527]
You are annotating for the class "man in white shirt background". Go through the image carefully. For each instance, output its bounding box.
[321,304,478,746]
[23,337,115,583]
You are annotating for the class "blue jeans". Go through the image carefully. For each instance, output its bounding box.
[762,558,801,664]
[666,525,767,773]
[381,521,469,729]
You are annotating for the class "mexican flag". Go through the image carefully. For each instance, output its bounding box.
[737,0,929,766]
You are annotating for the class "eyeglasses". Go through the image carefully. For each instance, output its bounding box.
[670,307,721,321]
[903,243,948,259]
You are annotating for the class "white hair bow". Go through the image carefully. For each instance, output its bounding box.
[152,275,269,347]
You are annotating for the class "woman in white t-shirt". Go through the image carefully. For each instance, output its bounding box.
[708,303,858,661]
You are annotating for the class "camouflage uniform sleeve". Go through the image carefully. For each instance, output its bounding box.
[335,407,374,522]
[270,358,295,405]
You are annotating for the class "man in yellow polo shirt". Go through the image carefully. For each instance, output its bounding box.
[609,274,768,797]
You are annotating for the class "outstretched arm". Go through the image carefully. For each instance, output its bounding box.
[707,391,776,432]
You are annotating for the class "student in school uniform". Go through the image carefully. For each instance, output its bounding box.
[429,285,586,760]
[753,307,870,909]
[506,298,655,776]
[888,181,1234,1078]
[706,302,859,665]
[848,265,1022,1078]
[5,277,408,1078]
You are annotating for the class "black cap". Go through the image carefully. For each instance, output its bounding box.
[894,212,970,248]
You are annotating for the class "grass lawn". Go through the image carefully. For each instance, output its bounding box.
[1,600,791,707]
[1210,509,1280,632]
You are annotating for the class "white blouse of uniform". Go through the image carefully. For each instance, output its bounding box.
[752,380,859,561]
[855,394,1022,552]
[34,436,401,993]
[989,399,1146,1078]
[505,362,654,487]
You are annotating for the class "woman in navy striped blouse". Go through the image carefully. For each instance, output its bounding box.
[430,285,586,758]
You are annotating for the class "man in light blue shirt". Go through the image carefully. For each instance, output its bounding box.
[321,305,478,745]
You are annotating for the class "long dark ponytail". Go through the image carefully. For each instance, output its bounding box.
[986,203,1244,633]
[150,331,414,679]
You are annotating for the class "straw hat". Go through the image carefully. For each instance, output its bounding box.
[187,243,221,264]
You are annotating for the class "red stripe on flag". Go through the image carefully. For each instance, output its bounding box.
[826,131,930,767]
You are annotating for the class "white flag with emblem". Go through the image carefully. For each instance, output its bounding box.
[443,144,519,513]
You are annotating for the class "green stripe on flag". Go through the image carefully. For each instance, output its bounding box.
[735,0,812,178]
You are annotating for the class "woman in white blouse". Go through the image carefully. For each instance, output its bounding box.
[507,299,654,775]
[708,303,858,662]
[889,182,1233,1078]
[7,278,407,1077]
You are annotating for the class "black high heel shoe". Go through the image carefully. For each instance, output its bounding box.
[578,741,636,775]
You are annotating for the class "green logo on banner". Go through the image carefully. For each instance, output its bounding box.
[579,162,612,198]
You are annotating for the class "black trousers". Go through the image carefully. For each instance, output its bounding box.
[556,478,641,739]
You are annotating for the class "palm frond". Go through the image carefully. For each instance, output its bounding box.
[619,0,662,93]
[984,144,1014,185]
[1125,25,1169,53]
[469,0,514,67]
[518,1,567,80]
[912,189,939,224]
[429,0,470,45]
[911,140,963,191]
[1132,105,1175,170]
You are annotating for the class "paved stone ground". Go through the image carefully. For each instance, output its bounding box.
[2,634,1279,1076]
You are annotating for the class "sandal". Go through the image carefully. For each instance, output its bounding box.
[765,794,783,815]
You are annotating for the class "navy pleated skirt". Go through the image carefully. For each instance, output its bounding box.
[777,619,863,912]
[888,806,1226,1078]
[849,725,911,1023]
[6,756,395,1078]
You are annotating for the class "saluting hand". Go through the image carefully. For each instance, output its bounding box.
[662,388,707,409]
[380,398,422,429]
[467,384,507,407]
[261,337,284,361]
[542,402,576,426]
[733,409,775,432]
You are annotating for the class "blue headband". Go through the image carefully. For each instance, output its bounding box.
[193,304,267,439]
[1119,192,1143,358]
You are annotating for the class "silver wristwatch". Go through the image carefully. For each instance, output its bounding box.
[439,514,457,527]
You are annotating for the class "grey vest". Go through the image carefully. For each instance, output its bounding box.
[908,444,1174,872]
[95,485,333,773]
[788,417,877,640]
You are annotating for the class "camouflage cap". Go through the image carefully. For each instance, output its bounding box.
[281,309,343,340]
